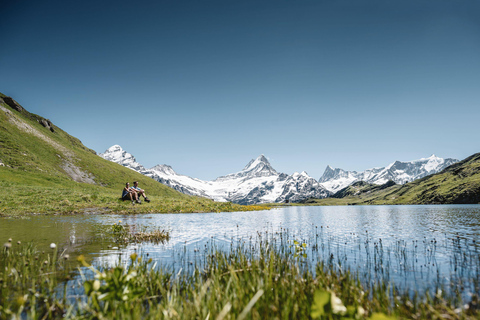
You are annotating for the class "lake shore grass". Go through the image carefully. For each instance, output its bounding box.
[1,232,478,319]
[0,174,267,217]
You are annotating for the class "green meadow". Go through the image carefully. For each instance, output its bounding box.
[0,93,264,216]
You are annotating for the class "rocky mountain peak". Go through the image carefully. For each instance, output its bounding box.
[106,145,123,152]
[217,154,278,179]
[318,166,356,183]
[318,165,335,182]
[151,164,176,175]
[99,145,145,172]
[243,154,271,170]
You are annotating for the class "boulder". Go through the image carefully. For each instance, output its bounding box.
[39,119,55,132]
[3,97,24,112]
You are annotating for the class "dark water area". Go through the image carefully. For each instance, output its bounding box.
[1,205,479,296]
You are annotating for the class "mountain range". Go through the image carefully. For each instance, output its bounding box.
[99,145,331,204]
[305,152,480,206]
[319,155,459,193]
[100,145,458,204]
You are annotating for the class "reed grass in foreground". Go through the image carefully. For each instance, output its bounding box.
[1,238,479,319]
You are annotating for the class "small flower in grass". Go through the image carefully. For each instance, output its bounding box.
[93,280,101,291]
[331,293,347,315]
[357,306,365,316]
[8,238,12,242]
[50,243,56,249]
[17,241,21,245]
[4,242,11,249]
[125,271,137,281]
[64,254,70,260]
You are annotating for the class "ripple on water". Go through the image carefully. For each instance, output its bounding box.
[1,204,480,295]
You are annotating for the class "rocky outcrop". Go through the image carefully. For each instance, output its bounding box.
[1,96,56,133]
[39,119,55,132]
[2,97,24,112]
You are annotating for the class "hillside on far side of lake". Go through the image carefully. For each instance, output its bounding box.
[303,152,480,206]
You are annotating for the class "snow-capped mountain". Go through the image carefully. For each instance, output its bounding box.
[99,145,147,172]
[318,166,359,193]
[319,155,459,193]
[99,145,331,204]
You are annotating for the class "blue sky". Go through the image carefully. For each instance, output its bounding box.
[2,0,479,180]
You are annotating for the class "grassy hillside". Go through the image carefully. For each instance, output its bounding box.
[304,152,480,206]
[0,93,265,215]
[330,180,396,199]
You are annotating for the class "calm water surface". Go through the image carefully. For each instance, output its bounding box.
[1,205,479,295]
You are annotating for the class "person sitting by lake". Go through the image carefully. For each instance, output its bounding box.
[131,181,151,203]
[122,182,141,204]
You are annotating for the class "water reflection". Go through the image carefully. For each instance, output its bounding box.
[1,205,479,295]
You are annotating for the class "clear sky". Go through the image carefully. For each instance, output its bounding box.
[2,0,479,180]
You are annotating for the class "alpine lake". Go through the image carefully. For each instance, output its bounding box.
[2,204,479,300]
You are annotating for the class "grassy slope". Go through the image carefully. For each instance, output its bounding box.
[305,153,480,206]
[0,93,264,215]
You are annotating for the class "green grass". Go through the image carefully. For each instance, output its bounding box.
[1,232,478,319]
[0,173,266,216]
[0,94,266,215]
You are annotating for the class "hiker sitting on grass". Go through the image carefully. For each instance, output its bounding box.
[131,181,150,203]
[122,182,140,204]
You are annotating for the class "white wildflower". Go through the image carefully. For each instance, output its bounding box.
[331,293,347,315]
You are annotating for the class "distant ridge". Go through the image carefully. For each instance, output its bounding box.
[304,152,480,205]
[318,155,459,193]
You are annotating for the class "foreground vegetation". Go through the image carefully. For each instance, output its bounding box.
[0,93,265,216]
[1,230,478,320]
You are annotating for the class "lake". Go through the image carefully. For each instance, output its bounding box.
[1,204,479,296]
